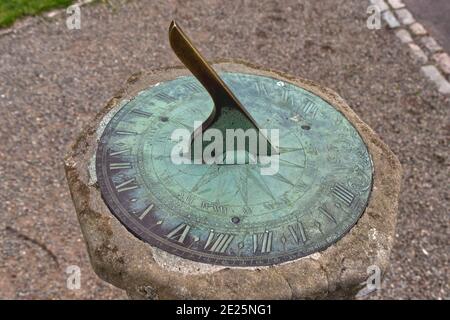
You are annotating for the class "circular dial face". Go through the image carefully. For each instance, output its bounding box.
[96,73,373,266]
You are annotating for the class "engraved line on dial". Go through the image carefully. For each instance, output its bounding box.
[109,148,130,156]
[268,172,295,187]
[247,167,276,201]
[183,81,203,93]
[109,162,132,170]
[170,117,194,131]
[190,166,223,194]
[302,99,318,118]
[288,221,307,244]
[131,109,153,117]
[253,230,273,253]
[204,230,234,253]
[278,158,305,169]
[114,178,139,193]
[278,146,303,154]
[234,167,249,206]
[139,204,154,220]
[282,89,294,107]
[332,183,355,206]
[319,206,336,224]
[116,130,138,135]
[155,92,176,103]
[166,223,191,244]
[255,81,270,97]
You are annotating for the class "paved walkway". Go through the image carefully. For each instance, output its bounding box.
[404,0,450,53]
[0,0,448,299]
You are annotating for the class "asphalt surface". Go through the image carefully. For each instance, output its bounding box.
[404,0,450,53]
[0,0,448,299]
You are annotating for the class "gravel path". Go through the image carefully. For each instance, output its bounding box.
[0,0,448,299]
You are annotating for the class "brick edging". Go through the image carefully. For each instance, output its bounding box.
[370,0,450,95]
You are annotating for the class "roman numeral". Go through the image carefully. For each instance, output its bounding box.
[314,221,323,234]
[109,162,132,170]
[155,92,175,103]
[131,109,152,117]
[114,178,138,193]
[288,222,307,244]
[302,100,318,117]
[332,183,355,206]
[255,82,270,97]
[109,149,130,156]
[166,223,191,244]
[282,90,294,106]
[116,130,137,135]
[204,230,234,253]
[319,206,336,224]
[138,204,154,220]
[183,82,203,93]
[253,231,273,253]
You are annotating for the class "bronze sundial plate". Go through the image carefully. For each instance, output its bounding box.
[93,23,374,268]
[95,63,373,267]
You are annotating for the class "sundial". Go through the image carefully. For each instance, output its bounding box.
[66,20,401,299]
[95,21,373,267]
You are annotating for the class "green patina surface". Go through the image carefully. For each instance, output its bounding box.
[189,104,274,161]
[96,72,373,266]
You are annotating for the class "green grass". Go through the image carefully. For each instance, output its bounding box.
[0,0,74,28]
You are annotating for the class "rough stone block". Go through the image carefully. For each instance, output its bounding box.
[409,22,427,36]
[421,65,450,95]
[420,36,443,54]
[387,0,405,9]
[408,43,428,64]
[382,10,400,29]
[432,52,450,75]
[395,29,413,44]
[369,0,389,12]
[395,8,415,25]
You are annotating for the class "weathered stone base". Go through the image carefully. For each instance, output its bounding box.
[65,61,402,299]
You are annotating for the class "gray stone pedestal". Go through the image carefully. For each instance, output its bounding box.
[65,61,402,299]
